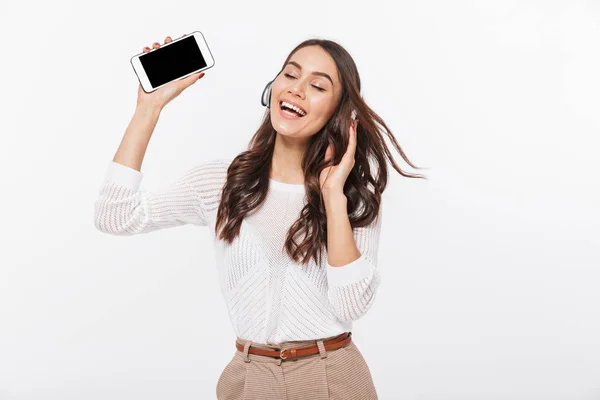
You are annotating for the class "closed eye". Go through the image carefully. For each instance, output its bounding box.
[284,73,326,92]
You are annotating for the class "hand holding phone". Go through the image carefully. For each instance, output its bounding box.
[133,32,214,110]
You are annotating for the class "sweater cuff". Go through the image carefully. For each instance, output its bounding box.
[104,161,143,191]
[327,254,371,287]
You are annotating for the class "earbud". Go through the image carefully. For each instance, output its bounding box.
[261,79,274,108]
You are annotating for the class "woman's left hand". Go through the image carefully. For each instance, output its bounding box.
[319,119,358,196]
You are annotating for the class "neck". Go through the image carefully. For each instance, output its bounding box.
[270,132,307,184]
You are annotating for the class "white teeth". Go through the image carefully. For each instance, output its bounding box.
[281,101,306,116]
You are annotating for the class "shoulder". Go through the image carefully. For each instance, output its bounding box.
[178,158,232,210]
[179,158,232,184]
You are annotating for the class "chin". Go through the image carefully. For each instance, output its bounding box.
[273,124,300,137]
[271,115,304,137]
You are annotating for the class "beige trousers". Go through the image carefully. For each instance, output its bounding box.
[216,334,378,399]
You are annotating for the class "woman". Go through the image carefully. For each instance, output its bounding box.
[95,34,425,399]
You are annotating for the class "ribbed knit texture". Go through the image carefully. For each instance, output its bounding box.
[94,159,383,344]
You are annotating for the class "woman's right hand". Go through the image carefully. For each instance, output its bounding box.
[136,34,206,110]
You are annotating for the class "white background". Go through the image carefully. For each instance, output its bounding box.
[1,0,599,399]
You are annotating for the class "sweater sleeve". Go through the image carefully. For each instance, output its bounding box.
[326,202,384,322]
[94,159,228,235]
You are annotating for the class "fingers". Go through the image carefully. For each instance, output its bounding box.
[324,122,357,164]
[181,71,206,88]
[337,124,356,166]
[344,122,357,161]
[142,34,184,52]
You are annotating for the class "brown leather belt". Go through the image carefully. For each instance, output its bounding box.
[236,332,352,360]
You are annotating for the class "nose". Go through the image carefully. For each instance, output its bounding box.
[288,81,306,100]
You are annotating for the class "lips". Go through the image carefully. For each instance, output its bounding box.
[279,99,307,116]
[279,103,304,120]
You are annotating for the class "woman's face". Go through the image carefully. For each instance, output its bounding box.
[270,45,342,139]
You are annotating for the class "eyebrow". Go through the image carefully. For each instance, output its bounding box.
[285,61,334,86]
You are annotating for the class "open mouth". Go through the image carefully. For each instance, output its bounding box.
[279,101,306,118]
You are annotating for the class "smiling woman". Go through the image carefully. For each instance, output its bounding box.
[214,39,426,399]
[95,37,426,400]
[217,40,425,258]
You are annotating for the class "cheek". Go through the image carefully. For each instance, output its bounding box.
[271,79,285,99]
[309,99,333,121]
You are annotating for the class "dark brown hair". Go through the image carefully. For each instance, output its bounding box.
[215,38,426,265]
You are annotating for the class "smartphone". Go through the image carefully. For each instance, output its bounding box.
[130,31,215,93]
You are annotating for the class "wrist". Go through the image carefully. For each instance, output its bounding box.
[323,191,347,210]
[136,101,163,115]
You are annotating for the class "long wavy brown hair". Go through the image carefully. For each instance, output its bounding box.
[215,38,427,266]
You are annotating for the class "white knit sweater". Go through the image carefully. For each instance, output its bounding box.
[94,159,383,345]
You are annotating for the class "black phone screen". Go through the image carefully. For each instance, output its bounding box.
[139,36,208,88]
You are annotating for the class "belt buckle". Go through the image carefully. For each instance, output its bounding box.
[279,349,287,360]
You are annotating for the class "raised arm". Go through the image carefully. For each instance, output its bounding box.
[94,35,220,236]
[94,159,228,235]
